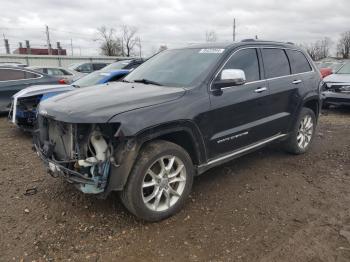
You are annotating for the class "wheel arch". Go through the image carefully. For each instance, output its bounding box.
[104,120,207,196]
[303,98,320,120]
[135,120,207,166]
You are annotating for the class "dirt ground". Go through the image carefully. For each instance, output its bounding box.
[0,108,349,262]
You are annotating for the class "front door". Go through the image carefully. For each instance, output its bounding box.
[206,48,272,159]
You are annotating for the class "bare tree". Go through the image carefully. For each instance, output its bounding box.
[96,26,122,56]
[121,25,138,57]
[319,37,332,59]
[337,31,350,59]
[300,37,332,61]
[205,30,217,42]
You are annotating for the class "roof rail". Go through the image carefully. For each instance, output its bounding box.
[241,39,256,42]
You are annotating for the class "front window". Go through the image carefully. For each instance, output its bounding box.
[72,71,110,87]
[124,48,225,87]
[220,48,260,82]
[336,63,350,74]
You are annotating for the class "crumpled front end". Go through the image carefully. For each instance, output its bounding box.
[322,83,350,106]
[33,115,121,194]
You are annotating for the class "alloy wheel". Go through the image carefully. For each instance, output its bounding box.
[142,155,187,212]
[297,115,314,149]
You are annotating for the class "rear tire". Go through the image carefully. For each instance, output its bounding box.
[120,140,194,222]
[284,107,316,155]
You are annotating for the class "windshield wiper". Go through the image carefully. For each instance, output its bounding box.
[133,79,163,86]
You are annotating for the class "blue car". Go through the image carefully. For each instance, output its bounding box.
[10,59,144,130]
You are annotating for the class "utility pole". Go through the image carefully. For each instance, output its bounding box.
[45,25,52,55]
[233,17,236,42]
[70,38,73,56]
[3,33,10,54]
[4,39,10,54]
[25,40,30,55]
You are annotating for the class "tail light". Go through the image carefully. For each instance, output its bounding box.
[58,79,67,84]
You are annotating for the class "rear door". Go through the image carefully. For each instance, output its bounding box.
[0,68,42,111]
[207,48,272,159]
[285,49,317,106]
[260,48,301,135]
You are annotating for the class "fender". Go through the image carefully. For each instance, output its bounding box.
[287,90,321,133]
[102,120,207,197]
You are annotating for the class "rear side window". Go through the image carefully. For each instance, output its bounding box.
[93,63,108,70]
[47,68,64,76]
[0,69,40,81]
[60,69,73,75]
[261,48,290,78]
[286,50,312,74]
[78,63,93,73]
[222,48,260,82]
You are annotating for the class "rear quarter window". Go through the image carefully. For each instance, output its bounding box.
[0,68,41,81]
[286,50,312,74]
[261,48,291,78]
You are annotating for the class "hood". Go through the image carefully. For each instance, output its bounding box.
[13,84,75,99]
[39,82,186,123]
[324,74,350,85]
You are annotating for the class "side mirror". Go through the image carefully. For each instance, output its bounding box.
[213,69,246,89]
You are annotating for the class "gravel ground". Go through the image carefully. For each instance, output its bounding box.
[0,108,349,262]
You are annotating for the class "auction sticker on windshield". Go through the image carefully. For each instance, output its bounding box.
[199,48,225,54]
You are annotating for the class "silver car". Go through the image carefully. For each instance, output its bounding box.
[322,62,350,108]
[30,66,80,83]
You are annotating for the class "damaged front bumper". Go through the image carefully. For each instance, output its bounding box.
[33,118,116,195]
[322,90,350,107]
[33,115,140,197]
[33,142,109,194]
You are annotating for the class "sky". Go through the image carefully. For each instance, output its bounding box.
[0,0,349,57]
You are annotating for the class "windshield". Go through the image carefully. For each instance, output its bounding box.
[336,63,350,74]
[124,48,225,87]
[101,60,132,71]
[72,71,110,87]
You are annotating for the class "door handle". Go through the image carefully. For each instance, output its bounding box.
[254,87,267,93]
[292,80,302,84]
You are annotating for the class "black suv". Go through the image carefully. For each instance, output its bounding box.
[34,40,322,221]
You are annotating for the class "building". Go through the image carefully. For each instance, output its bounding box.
[13,48,67,56]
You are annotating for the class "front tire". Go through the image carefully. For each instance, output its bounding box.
[120,140,194,222]
[284,107,316,155]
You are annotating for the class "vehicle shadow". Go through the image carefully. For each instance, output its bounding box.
[322,105,350,115]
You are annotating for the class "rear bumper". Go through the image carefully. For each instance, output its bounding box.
[322,91,350,106]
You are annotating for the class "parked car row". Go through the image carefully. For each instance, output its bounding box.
[0,66,63,112]
[9,59,144,130]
